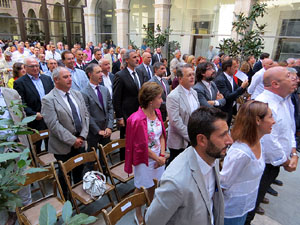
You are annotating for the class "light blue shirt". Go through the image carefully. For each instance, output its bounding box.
[40,62,49,72]
[27,74,45,100]
[67,67,89,91]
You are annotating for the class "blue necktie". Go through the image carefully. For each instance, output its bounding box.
[146,66,151,80]
[66,92,82,134]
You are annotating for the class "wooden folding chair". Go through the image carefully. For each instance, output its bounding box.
[58,149,116,215]
[102,187,150,225]
[16,163,65,225]
[28,129,56,167]
[99,139,134,201]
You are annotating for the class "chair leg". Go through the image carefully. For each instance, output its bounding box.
[70,194,80,214]
[107,191,115,208]
[38,180,46,197]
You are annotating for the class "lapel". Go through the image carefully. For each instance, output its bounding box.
[125,68,139,92]
[40,75,51,94]
[222,73,233,93]
[153,76,167,100]
[24,75,40,99]
[177,85,191,114]
[53,88,73,121]
[199,81,212,100]
[212,163,223,223]
[71,69,80,89]
[188,148,214,219]
[87,84,104,111]
[70,89,85,120]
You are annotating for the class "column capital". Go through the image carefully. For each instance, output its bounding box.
[115,8,129,13]
[153,3,171,9]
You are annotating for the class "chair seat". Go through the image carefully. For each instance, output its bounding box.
[111,163,134,182]
[39,153,56,166]
[73,183,115,204]
[22,197,64,225]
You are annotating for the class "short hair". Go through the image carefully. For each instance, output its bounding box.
[85,63,99,78]
[174,50,181,55]
[93,48,102,55]
[176,63,193,78]
[260,52,270,60]
[293,66,300,77]
[122,49,136,68]
[161,58,167,63]
[138,82,163,109]
[12,62,24,78]
[75,49,83,54]
[196,62,214,81]
[153,62,165,72]
[246,55,254,62]
[231,100,269,145]
[287,58,295,64]
[4,51,12,57]
[61,51,73,60]
[52,66,68,80]
[188,107,227,147]
[182,54,189,61]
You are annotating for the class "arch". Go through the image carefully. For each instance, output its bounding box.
[52,3,66,44]
[27,9,40,41]
[0,13,18,39]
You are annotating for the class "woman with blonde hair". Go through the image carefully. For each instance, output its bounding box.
[220,100,275,225]
[125,82,167,225]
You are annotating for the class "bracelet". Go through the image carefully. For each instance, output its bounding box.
[159,153,165,157]
[290,152,299,158]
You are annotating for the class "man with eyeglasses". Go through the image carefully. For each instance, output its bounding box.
[14,57,54,153]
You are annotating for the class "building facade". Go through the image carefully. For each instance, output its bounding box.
[1,0,300,60]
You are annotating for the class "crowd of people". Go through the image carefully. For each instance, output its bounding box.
[1,39,300,225]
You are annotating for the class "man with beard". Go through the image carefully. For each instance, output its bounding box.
[194,62,226,108]
[146,107,232,225]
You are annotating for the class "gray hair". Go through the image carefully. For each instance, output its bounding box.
[99,58,109,67]
[24,57,38,65]
[176,63,193,78]
[174,49,181,56]
[212,55,220,61]
[122,49,136,68]
[52,66,68,80]
[287,58,295,64]
[4,51,12,57]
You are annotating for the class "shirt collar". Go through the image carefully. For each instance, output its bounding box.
[127,67,136,75]
[202,80,211,89]
[263,89,285,103]
[89,82,99,89]
[66,67,76,73]
[193,147,216,176]
[27,73,40,80]
[155,75,162,81]
[180,84,192,94]
[224,72,232,81]
[56,87,68,97]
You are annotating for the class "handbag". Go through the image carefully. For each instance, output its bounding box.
[83,171,107,199]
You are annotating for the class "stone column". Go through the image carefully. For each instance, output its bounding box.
[153,0,171,31]
[84,0,97,44]
[115,0,130,48]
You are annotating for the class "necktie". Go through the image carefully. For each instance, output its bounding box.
[146,66,151,80]
[66,92,82,134]
[160,78,167,94]
[132,71,140,90]
[96,86,105,109]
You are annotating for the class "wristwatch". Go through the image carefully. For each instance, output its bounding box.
[290,152,299,158]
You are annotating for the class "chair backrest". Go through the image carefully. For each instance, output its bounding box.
[23,167,54,186]
[101,139,126,156]
[102,187,150,225]
[30,130,49,144]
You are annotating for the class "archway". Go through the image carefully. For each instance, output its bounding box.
[27,9,40,41]
[53,3,66,44]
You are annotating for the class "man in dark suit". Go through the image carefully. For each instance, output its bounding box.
[89,48,102,65]
[152,47,163,65]
[136,52,154,82]
[99,58,114,97]
[194,62,226,108]
[149,62,170,121]
[253,52,269,74]
[81,63,114,151]
[14,57,54,153]
[74,49,87,71]
[113,49,144,160]
[214,58,248,125]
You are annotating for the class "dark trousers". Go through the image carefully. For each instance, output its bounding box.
[120,126,126,161]
[55,146,86,198]
[245,164,280,225]
[166,148,185,167]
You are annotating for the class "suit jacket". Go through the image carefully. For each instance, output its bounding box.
[193,81,226,108]
[146,147,224,225]
[81,84,114,136]
[136,63,154,82]
[1,87,29,148]
[214,72,245,123]
[89,58,99,65]
[113,68,144,121]
[166,85,199,149]
[112,59,121,75]
[13,74,54,129]
[75,63,87,71]
[253,60,262,74]
[41,88,89,155]
[152,53,163,65]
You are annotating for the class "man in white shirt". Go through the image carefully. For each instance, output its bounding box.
[248,58,274,99]
[170,50,182,80]
[45,44,62,61]
[12,44,30,63]
[99,58,114,97]
[166,63,199,165]
[246,66,298,224]
[146,107,232,225]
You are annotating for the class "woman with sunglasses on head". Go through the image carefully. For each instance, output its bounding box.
[220,100,275,225]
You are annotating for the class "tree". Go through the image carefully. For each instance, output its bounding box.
[218,1,267,60]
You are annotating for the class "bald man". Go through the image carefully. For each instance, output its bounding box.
[245,66,298,224]
[99,58,114,96]
[136,52,154,82]
[248,58,274,99]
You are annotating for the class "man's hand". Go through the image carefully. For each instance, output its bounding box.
[117,118,125,127]
[36,112,43,120]
[104,128,112,138]
[73,138,83,148]
[98,130,105,136]
[288,155,298,171]
[241,80,249,89]
[216,92,224,100]
[154,156,166,168]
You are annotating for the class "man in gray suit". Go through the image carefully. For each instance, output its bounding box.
[149,62,170,121]
[81,63,114,151]
[146,107,233,225]
[194,62,226,108]
[41,66,89,198]
[166,64,199,165]
[136,52,154,82]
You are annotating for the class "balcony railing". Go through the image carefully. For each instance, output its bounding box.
[0,0,10,8]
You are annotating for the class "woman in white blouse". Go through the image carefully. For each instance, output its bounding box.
[220,100,275,225]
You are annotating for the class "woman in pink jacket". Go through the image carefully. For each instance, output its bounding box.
[125,82,167,225]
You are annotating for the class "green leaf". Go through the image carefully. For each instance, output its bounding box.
[17,159,26,168]
[67,213,97,225]
[0,152,22,163]
[21,115,36,124]
[62,200,73,223]
[39,203,57,225]
[25,167,47,174]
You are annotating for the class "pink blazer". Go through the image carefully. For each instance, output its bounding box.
[124,107,166,174]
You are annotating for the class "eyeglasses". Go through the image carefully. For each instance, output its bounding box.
[26,65,39,68]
